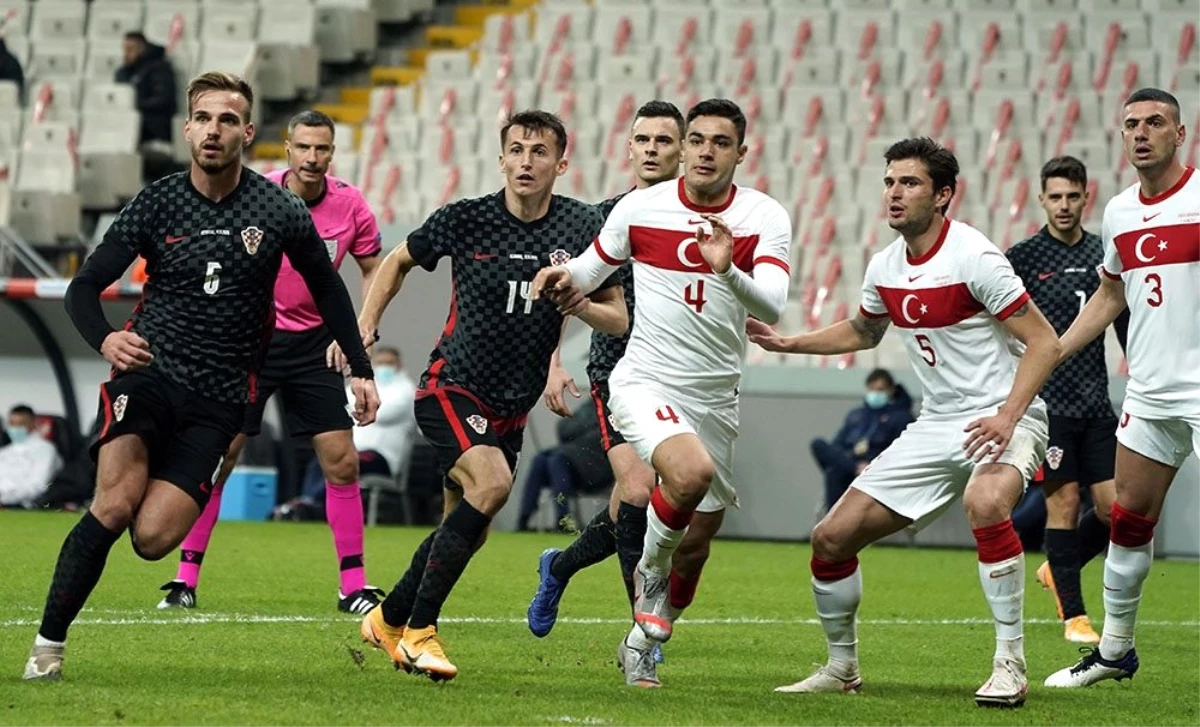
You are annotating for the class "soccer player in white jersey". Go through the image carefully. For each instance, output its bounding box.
[748,138,1062,707]
[1044,88,1200,689]
[532,99,792,688]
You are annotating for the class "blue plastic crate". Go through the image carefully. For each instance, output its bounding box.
[218,467,278,522]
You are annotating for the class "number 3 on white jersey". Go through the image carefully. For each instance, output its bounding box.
[203,261,222,295]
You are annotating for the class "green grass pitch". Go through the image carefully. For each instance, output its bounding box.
[1,511,1196,725]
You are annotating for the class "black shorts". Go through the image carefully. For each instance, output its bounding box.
[243,326,353,438]
[414,387,526,491]
[91,369,244,508]
[589,380,626,453]
[1043,415,1118,486]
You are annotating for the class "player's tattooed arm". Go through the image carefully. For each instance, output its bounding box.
[747,310,888,356]
[849,312,891,347]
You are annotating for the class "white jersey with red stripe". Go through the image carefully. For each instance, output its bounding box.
[1100,167,1200,419]
[860,218,1042,419]
[594,178,792,406]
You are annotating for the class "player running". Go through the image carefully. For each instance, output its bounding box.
[1006,155,1128,645]
[526,100,684,652]
[1044,88,1199,688]
[349,110,628,681]
[156,110,387,615]
[24,72,377,682]
[533,99,793,688]
[749,138,1061,707]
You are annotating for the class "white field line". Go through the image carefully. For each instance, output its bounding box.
[1,612,1197,628]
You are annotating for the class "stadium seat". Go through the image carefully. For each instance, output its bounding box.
[315,0,377,64]
[87,0,143,42]
[28,39,87,80]
[84,40,125,81]
[0,0,31,36]
[30,0,87,42]
[592,2,653,52]
[650,4,713,52]
[425,49,473,80]
[201,4,259,42]
[144,0,201,46]
[78,110,141,209]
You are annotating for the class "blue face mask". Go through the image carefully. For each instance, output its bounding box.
[5,426,29,444]
[374,365,397,386]
[864,391,889,409]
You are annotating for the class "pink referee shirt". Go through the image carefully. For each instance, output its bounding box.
[266,169,382,332]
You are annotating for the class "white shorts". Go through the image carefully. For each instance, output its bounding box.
[851,409,1049,531]
[608,383,738,513]
[1116,411,1200,469]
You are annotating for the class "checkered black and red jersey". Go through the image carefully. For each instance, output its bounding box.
[586,191,635,384]
[65,169,371,403]
[408,191,610,418]
[1007,226,1128,419]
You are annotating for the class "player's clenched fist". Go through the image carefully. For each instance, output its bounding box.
[349,376,380,426]
[101,330,153,372]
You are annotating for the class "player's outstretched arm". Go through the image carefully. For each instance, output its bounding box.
[747,311,890,355]
[571,284,628,336]
[360,242,419,332]
[963,300,1062,462]
[1059,274,1126,364]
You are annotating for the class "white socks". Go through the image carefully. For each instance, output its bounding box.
[812,566,862,668]
[35,634,65,648]
[1099,539,1152,660]
[642,504,688,575]
[977,554,1025,663]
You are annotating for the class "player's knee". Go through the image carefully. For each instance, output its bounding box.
[471,478,512,516]
[810,519,852,562]
[962,488,1012,528]
[1050,484,1081,514]
[617,472,654,507]
[665,460,714,501]
[90,496,136,532]
[322,449,360,485]
[129,526,177,561]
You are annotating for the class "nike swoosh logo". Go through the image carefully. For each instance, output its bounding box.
[1142,213,1161,222]
[1038,272,1056,280]
[473,252,497,261]
[165,235,188,244]
[687,218,706,225]
[1104,585,1121,591]
[908,274,923,282]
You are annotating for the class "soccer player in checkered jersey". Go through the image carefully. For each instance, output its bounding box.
[526,101,685,657]
[1044,88,1200,689]
[1007,156,1130,646]
[155,110,388,616]
[534,99,793,688]
[749,137,1062,707]
[349,110,628,681]
[23,72,378,682]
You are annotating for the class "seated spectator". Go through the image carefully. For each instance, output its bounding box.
[517,401,613,532]
[811,369,915,513]
[115,31,178,180]
[0,35,24,100]
[0,405,63,507]
[282,347,417,520]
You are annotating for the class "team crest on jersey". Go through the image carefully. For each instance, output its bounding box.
[466,414,488,435]
[549,249,572,266]
[323,239,338,261]
[113,394,128,422]
[241,226,264,255]
[1046,446,1064,470]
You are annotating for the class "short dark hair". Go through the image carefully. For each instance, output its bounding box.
[500,110,568,158]
[1124,87,1181,123]
[866,369,895,388]
[8,404,34,418]
[686,98,747,145]
[1040,156,1088,191]
[883,137,959,214]
[123,31,147,44]
[186,71,255,123]
[374,345,400,362]
[634,100,685,138]
[287,109,336,139]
